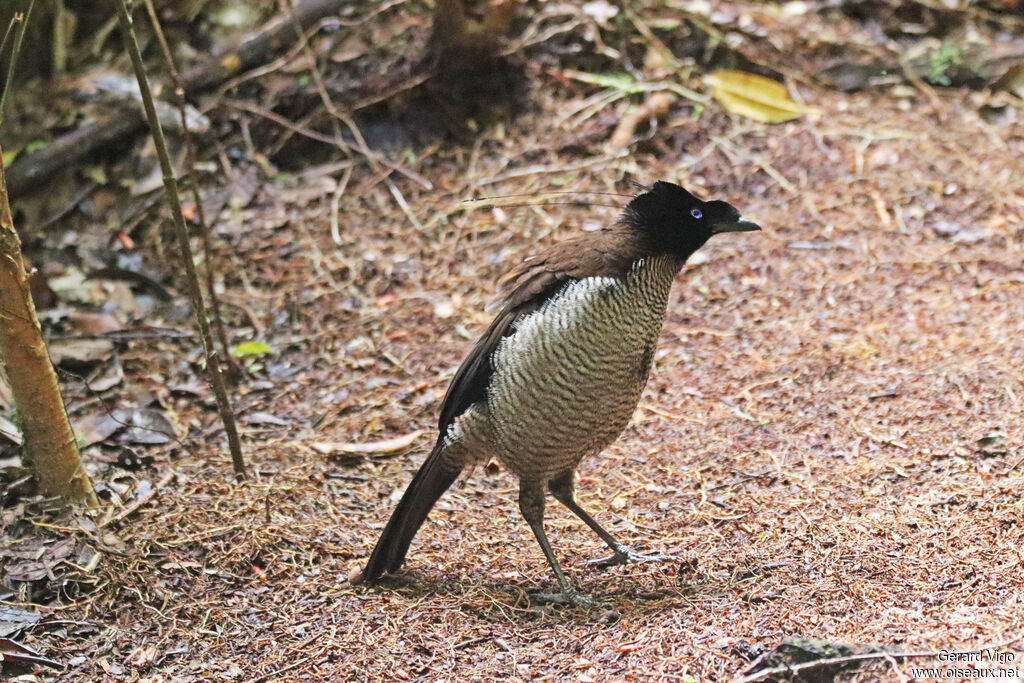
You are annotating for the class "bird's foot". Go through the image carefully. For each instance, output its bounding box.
[589,548,676,569]
[528,588,597,609]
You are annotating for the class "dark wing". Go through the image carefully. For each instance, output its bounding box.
[436,228,645,434]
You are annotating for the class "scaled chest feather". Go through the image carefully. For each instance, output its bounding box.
[479,256,680,477]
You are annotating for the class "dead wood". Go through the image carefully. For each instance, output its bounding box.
[4,0,350,200]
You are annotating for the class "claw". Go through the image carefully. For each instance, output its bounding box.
[528,588,597,608]
[589,549,676,568]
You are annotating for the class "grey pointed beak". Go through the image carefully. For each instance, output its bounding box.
[711,217,761,234]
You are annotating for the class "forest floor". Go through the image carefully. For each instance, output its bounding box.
[2,2,1023,682]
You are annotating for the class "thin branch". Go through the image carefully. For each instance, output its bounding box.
[101,470,177,528]
[277,0,427,231]
[734,637,1024,683]
[115,0,246,480]
[223,98,431,189]
[141,0,237,381]
[0,0,36,125]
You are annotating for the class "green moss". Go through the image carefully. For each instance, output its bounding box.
[927,41,964,86]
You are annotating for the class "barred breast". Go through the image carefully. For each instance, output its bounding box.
[481,255,680,483]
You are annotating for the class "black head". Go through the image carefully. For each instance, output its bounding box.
[622,181,760,257]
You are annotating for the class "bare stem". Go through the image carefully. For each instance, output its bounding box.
[141,0,237,378]
[115,0,246,480]
[0,0,37,124]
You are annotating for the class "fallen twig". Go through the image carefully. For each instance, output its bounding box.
[101,470,177,528]
[5,0,351,199]
[735,638,1024,683]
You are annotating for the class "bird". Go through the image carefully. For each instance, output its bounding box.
[350,181,760,606]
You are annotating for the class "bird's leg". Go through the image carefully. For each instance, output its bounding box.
[518,483,595,608]
[548,471,675,568]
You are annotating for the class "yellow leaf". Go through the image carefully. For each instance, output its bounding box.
[2,147,22,167]
[708,70,805,123]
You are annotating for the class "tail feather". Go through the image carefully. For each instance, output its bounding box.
[360,439,463,582]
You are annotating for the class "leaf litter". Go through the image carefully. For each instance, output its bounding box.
[1,1,1023,681]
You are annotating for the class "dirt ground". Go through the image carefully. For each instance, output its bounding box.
[2,2,1023,682]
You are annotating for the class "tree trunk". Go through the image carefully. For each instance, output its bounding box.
[0,145,97,506]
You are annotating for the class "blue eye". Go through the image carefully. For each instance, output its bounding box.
[690,208,703,219]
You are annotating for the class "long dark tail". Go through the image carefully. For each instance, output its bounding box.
[359,439,464,583]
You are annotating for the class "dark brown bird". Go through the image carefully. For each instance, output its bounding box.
[351,181,760,606]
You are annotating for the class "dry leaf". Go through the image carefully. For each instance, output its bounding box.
[0,606,42,638]
[0,638,61,670]
[311,430,424,457]
[48,338,115,367]
[707,70,805,123]
[991,63,1024,96]
[609,91,677,151]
